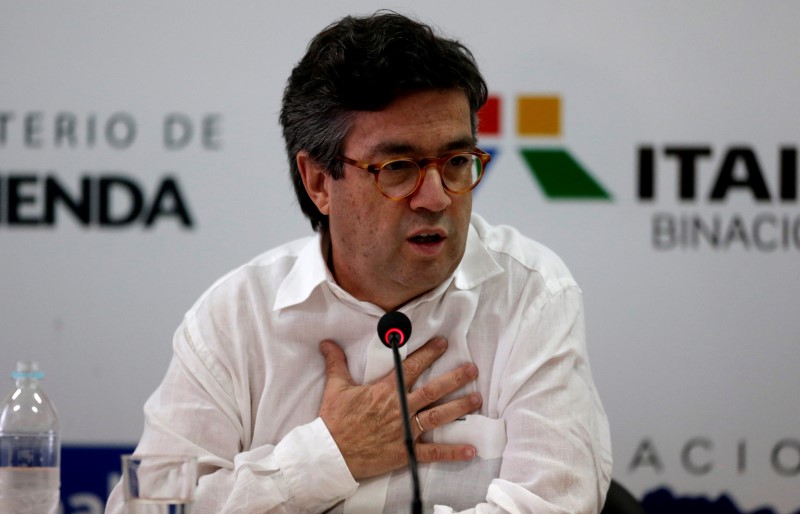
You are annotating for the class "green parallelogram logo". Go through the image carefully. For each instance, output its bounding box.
[478,95,612,200]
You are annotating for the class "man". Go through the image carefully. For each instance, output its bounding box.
[106,11,611,513]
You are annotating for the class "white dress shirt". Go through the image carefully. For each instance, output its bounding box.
[105,213,612,513]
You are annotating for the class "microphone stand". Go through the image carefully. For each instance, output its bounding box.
[389,332,423,514]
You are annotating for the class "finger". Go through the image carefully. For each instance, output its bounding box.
[400,336,448,387]
[415,392,482,435]
[415,443,477,463]
[407,363,478,412]
[319,340,355,387]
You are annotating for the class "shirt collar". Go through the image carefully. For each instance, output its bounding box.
[273,233,330,311]
[273,214,504,312]
[453,216,505,290]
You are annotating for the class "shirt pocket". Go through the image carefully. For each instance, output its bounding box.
[428,414,507,459]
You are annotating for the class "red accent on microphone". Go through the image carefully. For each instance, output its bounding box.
[385,328,405,346]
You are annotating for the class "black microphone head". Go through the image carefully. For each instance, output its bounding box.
[377,311,412,348]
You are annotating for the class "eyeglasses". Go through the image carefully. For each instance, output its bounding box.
[336,148,491,200]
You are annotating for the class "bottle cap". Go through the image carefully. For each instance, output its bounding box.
[12,360,45,380]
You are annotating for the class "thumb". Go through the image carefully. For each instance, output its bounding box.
[320,340,354,387]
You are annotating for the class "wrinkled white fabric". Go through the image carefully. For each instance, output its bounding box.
[105,213,612,513]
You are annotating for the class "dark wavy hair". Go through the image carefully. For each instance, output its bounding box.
[280,11,488,231]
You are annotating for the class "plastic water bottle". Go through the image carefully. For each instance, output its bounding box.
[0,361,60,514]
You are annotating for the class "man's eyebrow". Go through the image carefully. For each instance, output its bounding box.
[442,136,477,152]
[372,142,416,157]
[371,137,477,158]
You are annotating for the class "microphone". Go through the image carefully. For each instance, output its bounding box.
[378,311,412,349]
[377,311,422,514]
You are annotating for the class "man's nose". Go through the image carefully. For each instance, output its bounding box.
[409,164,452,212]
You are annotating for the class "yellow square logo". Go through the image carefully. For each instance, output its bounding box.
[517,96,561,136]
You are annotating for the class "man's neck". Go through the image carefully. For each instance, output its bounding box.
[323,233,429,312]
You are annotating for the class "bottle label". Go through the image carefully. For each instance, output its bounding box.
[0,434,60,467]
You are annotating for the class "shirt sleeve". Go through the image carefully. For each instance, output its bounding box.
[104,319,358,514]
[434,285,613,514]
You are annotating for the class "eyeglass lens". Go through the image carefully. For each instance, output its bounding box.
[378,154,482,198]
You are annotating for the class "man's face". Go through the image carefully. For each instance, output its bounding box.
[325,89,475,311]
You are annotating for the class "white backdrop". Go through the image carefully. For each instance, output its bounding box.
[1,1,798,512]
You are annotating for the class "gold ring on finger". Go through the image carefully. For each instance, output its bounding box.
[414,413,425,433]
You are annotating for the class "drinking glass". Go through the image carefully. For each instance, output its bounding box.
[121,454,197,514]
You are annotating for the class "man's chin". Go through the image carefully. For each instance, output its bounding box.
[401,266,457,293]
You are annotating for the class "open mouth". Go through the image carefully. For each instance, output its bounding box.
[410,233,444,244]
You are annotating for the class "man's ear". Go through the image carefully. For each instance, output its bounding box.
[297,151,330,215]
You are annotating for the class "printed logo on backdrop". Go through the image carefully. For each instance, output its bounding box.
[478,94,800,252]
[477,94,612,200]
[0,111,221,229]
[638,144,800,252]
